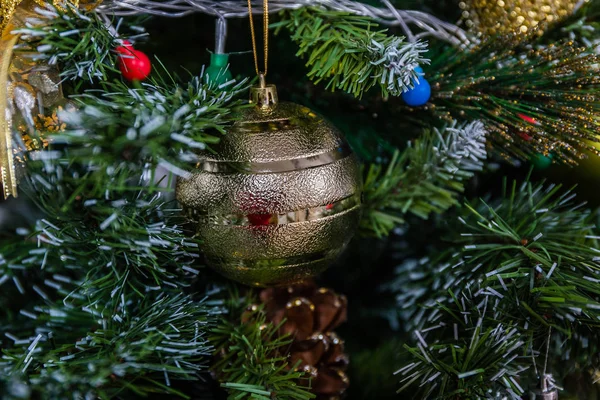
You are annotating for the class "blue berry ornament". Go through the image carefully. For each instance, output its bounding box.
[402,66,431,107]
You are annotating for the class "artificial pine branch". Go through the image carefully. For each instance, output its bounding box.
[57,73,249,178]
[396,290,528,399]
[428,34,600,164]
[388,178,600,333]
[1,30,249,397]
[274,7,429,98]
[360,121,487,237]
[388,177,600,396]
[1,294,218,399]
[452,180,600,335]
[14,2,135,85]
[211,309,315,400]
[10,72,250,305]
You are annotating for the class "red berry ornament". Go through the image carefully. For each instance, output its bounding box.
[116,40,134,52]
[117,42,151,81]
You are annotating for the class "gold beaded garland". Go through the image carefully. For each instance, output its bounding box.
[460,0,580,37]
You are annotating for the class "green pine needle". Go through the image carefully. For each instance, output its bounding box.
[1,294,219,399]
[210,310,315,400]
[15,2,134,85]
[396,290,527,399]
[360,121,487,237]
[388,176,600,397]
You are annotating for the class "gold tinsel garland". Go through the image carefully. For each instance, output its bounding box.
[1,0,52,198]
[460,0,581,37]
[0,1,101,198]
[1,1,79,34]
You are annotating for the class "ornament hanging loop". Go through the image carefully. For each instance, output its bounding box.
[250,72,278,108]
[530,374,559,400]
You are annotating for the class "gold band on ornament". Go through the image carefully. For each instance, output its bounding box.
[197,144,353,174]
[193,193,361,226]
[206,248,343,270]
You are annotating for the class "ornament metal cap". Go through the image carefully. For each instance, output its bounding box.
[250,73,278,109]
[530,374,559,400]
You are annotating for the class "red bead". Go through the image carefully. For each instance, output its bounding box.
[118,47,152,81]
[518,113,540,126]
[517,131,533,142]
[247,213,272,226]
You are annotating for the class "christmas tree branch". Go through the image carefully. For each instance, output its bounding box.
[1,293,218,398]
[396,290,528,399]
[360,121,487,237]
[57,73,248,178]
[8,70,250,306]
[274,7,429,98]
[388,178,600,333]
[428,36,600,164]
[388,177,600,395]
[1,32,249,397]
[15,2,137,85]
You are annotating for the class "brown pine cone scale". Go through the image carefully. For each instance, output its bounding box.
[251,280,350,399]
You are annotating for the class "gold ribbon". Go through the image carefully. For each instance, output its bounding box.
[1,0,59,198]
[1,1,72,35]
[0,34,18,199]
[1,0,101,198]
[0,0,34,199]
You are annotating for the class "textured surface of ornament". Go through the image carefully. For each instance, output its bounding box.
[28,66,63,107]
[460,0,579,37]
[246,280,350,399]
[177,83,362,287]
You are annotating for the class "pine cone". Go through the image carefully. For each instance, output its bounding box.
[251,280,350,399]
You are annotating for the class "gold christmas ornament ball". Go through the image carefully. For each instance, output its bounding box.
[460,0,580,37]
[176,82,362,287]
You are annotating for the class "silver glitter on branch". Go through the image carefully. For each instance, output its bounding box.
[98,0,469,45]
[369,37,429,96]
[436,120,487,175]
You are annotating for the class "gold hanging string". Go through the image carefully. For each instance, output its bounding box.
[247,0,269,78]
